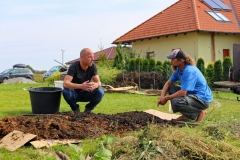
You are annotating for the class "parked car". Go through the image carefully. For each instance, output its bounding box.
[0,64,34,83]
[43,65,67,81]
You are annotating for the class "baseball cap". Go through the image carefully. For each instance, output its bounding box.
[166,49,186,60]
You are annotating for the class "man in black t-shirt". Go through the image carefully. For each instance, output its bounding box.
[62,48,104,113]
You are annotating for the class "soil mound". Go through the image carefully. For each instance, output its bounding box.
[0,111,176,140]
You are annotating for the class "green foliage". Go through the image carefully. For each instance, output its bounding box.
[222,57,232,81]
[97,65,121,85]
[153,61,163,73]
[98,52,108,63]
[135,58,143,72]
[142,59,149,72]
[148,58,156,71]
[94,142,112,160]
[128,58,136,72]
[197,58,205,75]
[162,60,172,79]
[213,60,223,83]
[45,71,61,84]
[205,63,214,88]
[113,44,124,70]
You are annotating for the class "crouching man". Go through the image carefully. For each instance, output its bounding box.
[62,48,104,113]
[157,49,213,122]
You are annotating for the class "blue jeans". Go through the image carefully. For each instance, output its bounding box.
[62,88,104,111]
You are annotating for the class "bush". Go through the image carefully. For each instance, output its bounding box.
[205,63,214,88]
[142,59,149,72]
[111,71,167,90]
[45,71,61,84]
[197,58,205,75]
[135,58,143,72]
[162,61,172,79]
[222,57,232,81]
[148,58,156,71]
[97,65,122,85]
[213,60,223,84]
[128,58,136,72]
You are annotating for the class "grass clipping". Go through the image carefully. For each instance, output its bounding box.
[111,125,240,160]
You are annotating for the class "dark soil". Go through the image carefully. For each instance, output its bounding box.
[0,111,176,140]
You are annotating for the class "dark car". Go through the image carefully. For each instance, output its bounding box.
[0,64,34,83]
[43,65,67,81]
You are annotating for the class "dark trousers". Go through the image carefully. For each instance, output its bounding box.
[62,88,104,111]
[169,84,210,120]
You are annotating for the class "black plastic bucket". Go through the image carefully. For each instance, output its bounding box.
[28,87,62,114]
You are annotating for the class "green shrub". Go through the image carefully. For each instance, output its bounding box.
[45,71,61,84]
[148,58,156,71]
[128,58,136,72]
[142,59,149,72]
[135,58,143,72]
[162,60,172,79]
[197,58,205,75]
[205,63,214,88]
[213,60,223,83]
[97,65,121,85]
[222,57,232,81]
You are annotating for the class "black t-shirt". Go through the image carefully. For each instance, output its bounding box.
[67,61,98,84]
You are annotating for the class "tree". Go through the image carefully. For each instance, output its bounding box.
[148,58,156,71]
[205,63,214,88]
[113,44,124,70]
[213,60,223,83]
[162,61,172,79]
[142,59,149,72]
[197,58,205,75]
[222,56,232,81]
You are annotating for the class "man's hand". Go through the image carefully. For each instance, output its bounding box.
[157,97,168,106]
[82,81,98,92]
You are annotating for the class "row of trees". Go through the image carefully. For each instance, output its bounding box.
[97,44,233,89]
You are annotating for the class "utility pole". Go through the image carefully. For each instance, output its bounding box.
[61,49,65,64]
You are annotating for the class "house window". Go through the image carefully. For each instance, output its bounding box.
[147,52,155,59]
[206,11,231,22]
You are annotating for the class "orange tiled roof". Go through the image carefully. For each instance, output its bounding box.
[113,0,240,44]
[65,46,117,64]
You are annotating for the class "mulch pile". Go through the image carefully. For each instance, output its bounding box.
[0,111,176,140]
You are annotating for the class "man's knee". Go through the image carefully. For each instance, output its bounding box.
[62,88,75,100]
[95,88,104,99]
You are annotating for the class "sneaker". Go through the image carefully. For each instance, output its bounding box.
[73,108,80,113]
[84,108,92,113]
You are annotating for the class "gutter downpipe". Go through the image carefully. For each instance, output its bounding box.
[211,32,216,62]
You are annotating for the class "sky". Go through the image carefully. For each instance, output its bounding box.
[0,0,178,72]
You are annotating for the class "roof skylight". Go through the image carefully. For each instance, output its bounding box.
[202,0,232,11]
[206,11,231,22]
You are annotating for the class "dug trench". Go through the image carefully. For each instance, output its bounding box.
[0,111,177,140]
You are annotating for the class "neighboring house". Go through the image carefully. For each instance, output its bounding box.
[65,46,117,65]
[112,0,240,66]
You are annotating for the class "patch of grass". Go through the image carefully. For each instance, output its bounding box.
[0,84,240,159]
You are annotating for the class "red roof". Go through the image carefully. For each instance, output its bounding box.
[113,0,240,44]
[65,46,117,64]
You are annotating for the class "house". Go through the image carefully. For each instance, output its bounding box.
[65,46,117,65]
[112,0,240,66]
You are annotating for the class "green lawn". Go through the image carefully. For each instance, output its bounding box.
[0,83,240,159]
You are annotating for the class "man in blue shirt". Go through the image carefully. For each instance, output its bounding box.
[157,49,213,122]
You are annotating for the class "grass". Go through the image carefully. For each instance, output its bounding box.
[0,83,240,159]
